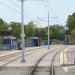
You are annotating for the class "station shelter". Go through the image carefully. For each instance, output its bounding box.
[30,36,39,47]
[0,31,17,50]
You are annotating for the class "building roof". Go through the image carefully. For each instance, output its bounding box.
[3,36,16,39]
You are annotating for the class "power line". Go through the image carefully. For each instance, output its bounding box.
[0,1,20,14]
[45,0,58,17]
[0,1,47,23]
[46,0,63,23]
[41,0,62,24]
[41,0,49,11]
[0,0,59,24]
[48,1,66,24]
[0,1,35,20]
[41,0,59,17]
[9,0,57,23]
[8,0,20,9]
[8,0,37,19]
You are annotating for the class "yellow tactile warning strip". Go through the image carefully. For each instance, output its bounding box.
[60,48,68,65]
[0,46,46,58]
[60,48,69,72]
[0,51,20,58]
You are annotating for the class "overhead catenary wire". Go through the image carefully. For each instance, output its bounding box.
[8,0,20,9]
[0,0,35,20]
[46,0,63,23]
[0,1,20,14]
[0,0,60,25]
[46,0,58,17]
[8,0,37,19]
[41,0,59,19]
[41,0,62,24]
[0,1,36,20]
[0,0,55,24]
[41,0,49,11]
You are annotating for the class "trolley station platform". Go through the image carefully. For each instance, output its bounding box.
[0,45,75,75]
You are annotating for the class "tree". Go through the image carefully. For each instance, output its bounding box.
[33,27,40,36]
[45,25,65,40]
[0,18,8,30]
[71,29,75,38]
[25,22,36,38]
[67,12,75,34]
[9,22,21,39]
[39,28,47,36]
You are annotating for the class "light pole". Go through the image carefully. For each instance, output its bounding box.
[19,0,25,63]
[48,11,50,49]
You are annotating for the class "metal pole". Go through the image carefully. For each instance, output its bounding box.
[63,49,64,65]
[63,26,67,65]
[65,35,67,45]
[65,26,67,45]
[48,11,50,49]
[21,0,25,63]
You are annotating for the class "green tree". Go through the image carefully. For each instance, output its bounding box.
[67,12,75,34]
[71,29,75,38]
[9,22,21,39]
[50,25,64,40]
[0,18,8,30]
[45,25,64,40]
[25,22,36,38]
[34,27,40,36]
[39,28,47,36]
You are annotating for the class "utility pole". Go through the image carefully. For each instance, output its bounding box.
[63,26,67,65]
[19,0,43,62]
[48,11,50,49]
[65,26,67,45]
[20,0,25,63]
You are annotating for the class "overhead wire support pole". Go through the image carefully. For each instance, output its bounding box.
[41,0,50,49]
[65,26,67,45]
[20,0,25,63]
[48,11,50,50]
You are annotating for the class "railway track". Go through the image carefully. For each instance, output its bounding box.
[28,47,65,75]
[0,46,48,69]
[0,45,65,75]
[0,46,46,61]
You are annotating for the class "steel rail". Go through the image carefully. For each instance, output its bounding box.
[0,46,46,61]
[28,46,65,75]
[0,47,46,70]
[50,50,63,75]
[50,46,67,75]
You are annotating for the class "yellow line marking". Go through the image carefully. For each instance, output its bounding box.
[62,48,69,72]
[0,46,46,58]
[60,48,68,65]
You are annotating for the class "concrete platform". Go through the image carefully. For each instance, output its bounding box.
[0,46,45,58]
[0,45,69,75]
[56,45,75,75]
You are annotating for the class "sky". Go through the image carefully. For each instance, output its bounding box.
[0,0,75,27]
